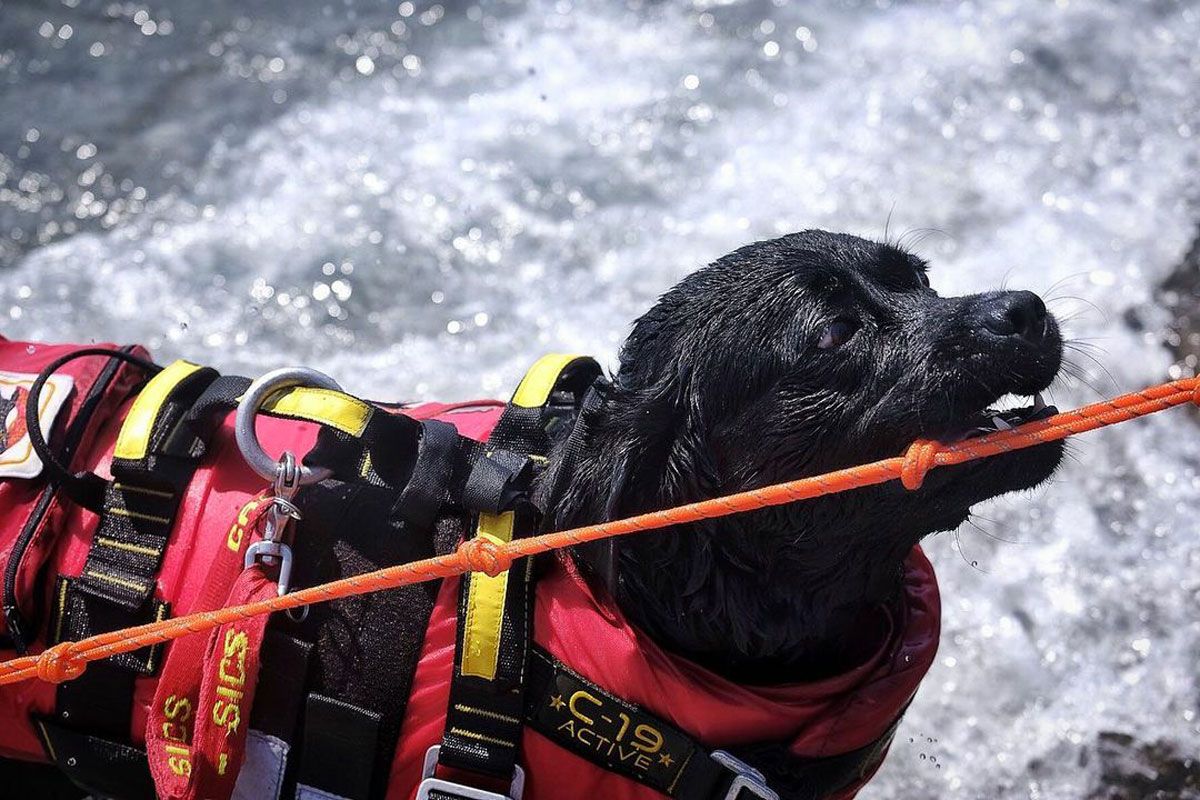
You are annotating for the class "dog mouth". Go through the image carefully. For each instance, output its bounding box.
[946,391,1058,444]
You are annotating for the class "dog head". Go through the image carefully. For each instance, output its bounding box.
[555,229,1064,672]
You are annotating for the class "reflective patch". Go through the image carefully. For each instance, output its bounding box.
[0,369,73,480]
[232,730,289,800]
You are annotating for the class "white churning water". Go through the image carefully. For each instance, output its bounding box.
[2,1,1199,796]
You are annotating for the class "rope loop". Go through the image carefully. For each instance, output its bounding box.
[457,537,513,577]
[901,439,940,491]
[1192,378,1200,407]
[35,642,86,684]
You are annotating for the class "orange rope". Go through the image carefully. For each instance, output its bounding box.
[4,376,1198,687]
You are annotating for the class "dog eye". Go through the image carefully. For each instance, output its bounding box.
[817,318,859,350]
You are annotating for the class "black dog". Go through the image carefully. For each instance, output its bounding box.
[0,230,1064,800]
[552,229,1064,792]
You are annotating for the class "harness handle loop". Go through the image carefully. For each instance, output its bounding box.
[24,347,160,512]
[234,366,343,486]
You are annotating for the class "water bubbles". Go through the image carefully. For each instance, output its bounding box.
[1,5,1198,795]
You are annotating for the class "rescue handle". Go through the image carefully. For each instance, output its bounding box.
[2,375,1197,688]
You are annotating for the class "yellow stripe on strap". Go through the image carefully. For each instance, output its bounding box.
[511,353,588,408]
[460,511,515,680]
[459,353,590,680]
[258,386,373,437]
[114,360,203,461]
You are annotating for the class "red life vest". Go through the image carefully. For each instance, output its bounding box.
[0,338,940,800]
[389,551,939,800]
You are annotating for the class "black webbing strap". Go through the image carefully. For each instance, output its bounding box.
[287,417,482,800]
[395,419,462,531]
[43,362,222,792]
[74,362,220,610]
[436,505,538,781]
[296,694,383,800]
[33,715,156,800]
[524,647,904,800]
[433,356,601,791]
[249,631,315,745]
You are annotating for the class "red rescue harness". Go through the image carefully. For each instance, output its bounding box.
[0,340,940,800]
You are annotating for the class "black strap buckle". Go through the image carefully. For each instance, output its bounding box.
[415,745,525,800]
[710,750,779,800]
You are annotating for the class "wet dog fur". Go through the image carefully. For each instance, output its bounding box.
[551,229,1064,793]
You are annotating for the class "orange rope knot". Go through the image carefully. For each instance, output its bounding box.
[457,537,513,577]
[1192,378,1200,407]
[901,439,941,491]
[35,642,86,684]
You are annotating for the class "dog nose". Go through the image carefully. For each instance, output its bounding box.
[981,291,1048,342]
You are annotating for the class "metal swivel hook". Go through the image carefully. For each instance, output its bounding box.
[244,451,304,597]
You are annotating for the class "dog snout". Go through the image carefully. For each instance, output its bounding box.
[978,290,1048,343]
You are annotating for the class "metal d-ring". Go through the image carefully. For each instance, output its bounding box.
[235,366,343,486]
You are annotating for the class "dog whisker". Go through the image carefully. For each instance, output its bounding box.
[1045,294,1108,323]
[1058,357,1110,397]
[966,514,1024,545]
[1041,271,1091,301]
[1062,346,1121,391]
[952,527,988,573]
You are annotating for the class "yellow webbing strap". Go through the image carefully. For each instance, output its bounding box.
[511,353,590,409]
[459,353,588,680]
[460,512,517,678]
[113,360,204,461]
[259,386,373,437]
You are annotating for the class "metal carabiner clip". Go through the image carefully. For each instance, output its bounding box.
[236,367,342,607]
[243,451,304,597]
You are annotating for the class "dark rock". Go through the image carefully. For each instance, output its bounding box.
[1087,731,1200,799]
[1158,225,1200,380]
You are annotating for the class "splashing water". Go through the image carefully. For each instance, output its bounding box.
[2,1,1200,796]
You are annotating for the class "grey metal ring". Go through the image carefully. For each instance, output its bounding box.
[235,366,343,485]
